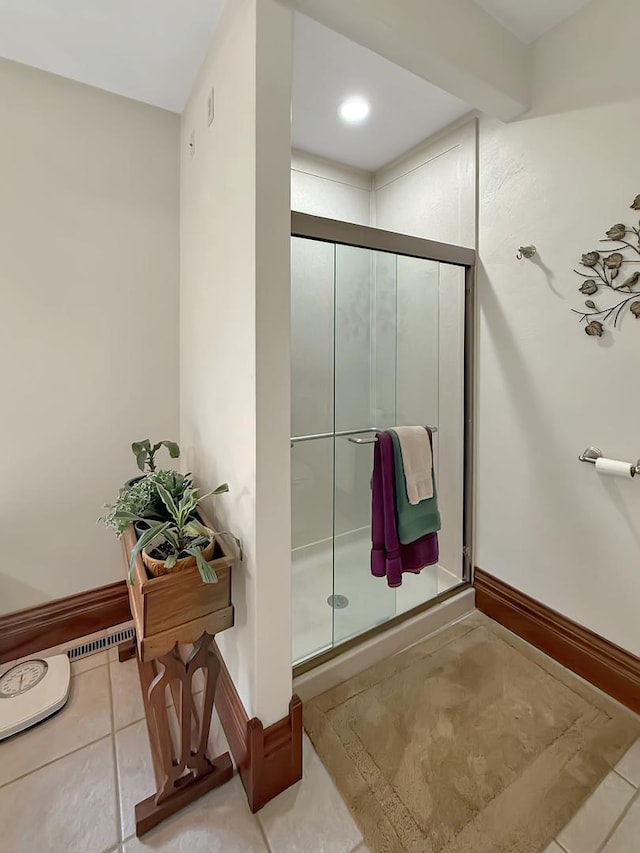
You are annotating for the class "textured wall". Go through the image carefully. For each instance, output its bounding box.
[477,104,640,655]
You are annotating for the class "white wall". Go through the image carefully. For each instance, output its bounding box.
[474,0,640,659]
[373,119,476,248]
[0,59,179,615]
[478,101,640,656]
[291,150,371,225]
[180,0,293,726]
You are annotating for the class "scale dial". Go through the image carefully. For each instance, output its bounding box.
[0,660,48,698]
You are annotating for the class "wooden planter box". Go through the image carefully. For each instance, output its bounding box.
[121,509,234,661]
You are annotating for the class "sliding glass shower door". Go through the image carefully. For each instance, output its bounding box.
[291,228,469,666]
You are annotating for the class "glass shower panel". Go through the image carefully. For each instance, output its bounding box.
[332,245,396,644]
[431,263,466,590]
[290,229,468,667]
[291,237,335,663]
[394,256,442,615]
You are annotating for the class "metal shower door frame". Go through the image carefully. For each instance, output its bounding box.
[291,211,476,674]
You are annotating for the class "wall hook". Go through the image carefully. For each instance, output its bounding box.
[517,245,537,260]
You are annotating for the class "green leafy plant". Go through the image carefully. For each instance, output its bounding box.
[100,470,192,537]
[116,482,232,585]
[131,439,180,473]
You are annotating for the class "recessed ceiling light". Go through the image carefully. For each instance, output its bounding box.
[338,96,370,125]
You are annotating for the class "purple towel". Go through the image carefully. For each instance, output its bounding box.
[371,431,438,588]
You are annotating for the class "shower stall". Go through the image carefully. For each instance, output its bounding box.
[291,213,474,669]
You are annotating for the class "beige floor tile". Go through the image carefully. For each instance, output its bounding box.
[257,734,363,853]
[71,650,108,675]
[0,736,118,853]
[117,700,235,841]
[0,664,112,786]
[122,775,267,852]
[615,739,640,787]
[557,772,635,853]
[110,658,145,730]
[115,719,155,841]
[602,795,640,852]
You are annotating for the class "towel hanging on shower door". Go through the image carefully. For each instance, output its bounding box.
[393,425,434,503]
[370,430,438,588]
[389,428,441,544]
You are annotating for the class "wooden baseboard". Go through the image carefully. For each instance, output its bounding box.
[212,640,303,812]
[0,581,131,664]
[474,568,640,714]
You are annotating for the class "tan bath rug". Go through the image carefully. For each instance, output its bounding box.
[305,612,640,853]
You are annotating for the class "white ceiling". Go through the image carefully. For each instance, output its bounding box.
[0,0,224,112]
[292,14,470,172]
[0,0,594,145]
[473,0,593,43]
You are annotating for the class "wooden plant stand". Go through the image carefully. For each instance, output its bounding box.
[120,513,235,837]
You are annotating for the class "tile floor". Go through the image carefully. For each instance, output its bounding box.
[2,634,640,852]
[0,644,367,853]
[546,742,640,853]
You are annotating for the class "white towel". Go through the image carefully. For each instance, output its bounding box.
[394,426,434,505]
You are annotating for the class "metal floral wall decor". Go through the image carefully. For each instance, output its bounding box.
[573,194,640,336]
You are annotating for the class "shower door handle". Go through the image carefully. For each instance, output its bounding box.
[347,426,438,445]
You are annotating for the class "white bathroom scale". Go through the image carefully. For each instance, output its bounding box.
[0,655,71,740]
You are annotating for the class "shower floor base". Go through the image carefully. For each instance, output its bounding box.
[292,528,461,665]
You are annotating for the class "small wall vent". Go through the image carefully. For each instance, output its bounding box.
[66,627,136,661]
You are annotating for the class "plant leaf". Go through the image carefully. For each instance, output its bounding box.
[162,441,180,459]
[162,529,180,550]
[178,490,200,527]
[233,535,243,561]
[585,300,596,309]
[155,482,179,520]
[186,546,218,583]
[135,451,147,472]
[216,531,243,561]
[197,483,230,502]
[112,510,140,523]
[164,553,178,570]
[131,440,151,454]
[185,520,214,540]
[128,522,170,582]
